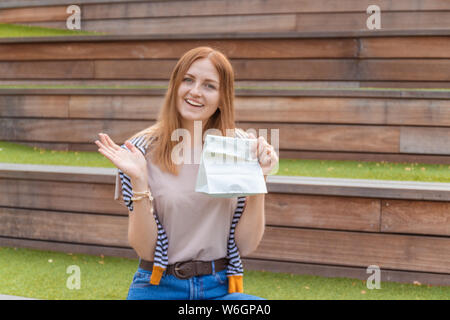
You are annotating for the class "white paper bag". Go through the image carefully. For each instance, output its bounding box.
[195,134,268,197]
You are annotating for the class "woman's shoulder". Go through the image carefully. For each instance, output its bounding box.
[123,133,157,155]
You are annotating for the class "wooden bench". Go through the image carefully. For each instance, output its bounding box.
[0,163,449,285]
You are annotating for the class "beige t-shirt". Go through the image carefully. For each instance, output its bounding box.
[115,155,239,264]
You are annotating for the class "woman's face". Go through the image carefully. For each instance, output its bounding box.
[176,58,221,129]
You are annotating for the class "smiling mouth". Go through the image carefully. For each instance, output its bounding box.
[185,99,204,108]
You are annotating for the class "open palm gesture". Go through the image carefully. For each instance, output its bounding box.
[94,133,147,180]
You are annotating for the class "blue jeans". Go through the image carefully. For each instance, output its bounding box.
[126,267,265,300]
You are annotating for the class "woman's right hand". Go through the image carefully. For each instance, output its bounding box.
[95,133,148,180]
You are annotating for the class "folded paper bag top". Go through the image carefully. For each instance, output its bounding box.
[195,134,268,198]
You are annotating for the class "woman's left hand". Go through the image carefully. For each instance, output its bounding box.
[249,133,279,176]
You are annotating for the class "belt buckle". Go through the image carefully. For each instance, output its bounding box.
[174,261,194,280]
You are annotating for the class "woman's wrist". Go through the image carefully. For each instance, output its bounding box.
[130,173,149,191]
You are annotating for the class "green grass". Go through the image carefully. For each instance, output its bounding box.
[277,158,450,183]
[0,247,448,300]
[1,140,449,183]
[0,141,108,168]
[0,23,103,37]
[0,247,135,300]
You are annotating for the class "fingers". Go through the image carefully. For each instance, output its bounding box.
[98,133,119,151]
[97,145,115,160]
[95,133,119,161]
[96,133,122,153]
[251,135,278,172]
[257,136,270,159]
[103,133,121,150]
[125,140,137,153]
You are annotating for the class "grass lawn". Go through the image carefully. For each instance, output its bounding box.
[1,247,448,300]
[0,140,449,183]
[0,23,103,37]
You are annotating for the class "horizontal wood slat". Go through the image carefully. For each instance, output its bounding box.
[0,37,449,60]
[381,200,450,236]
[0,95,69,118]
[235,96,450,126]
[242,258,450,286]
[249,226,450,274]
[0,163,116,184]
[0,207,129,247]
[8,8,450,34]
[24,14,297,35]
[294,12,450,33]
[2,0,449,12]
[0,39,359,60]
[0,59,448,81]
[265,193,380,232]
[0,118,152,143]
[400,127,450,155]
[238,122,401,153]
[360,37,450,58]
[0,6,67,23]
[0,61,94,80]
[3,94,449,127]
[81,0,450,18]
[0,178,126,216]
[1,120,448,156]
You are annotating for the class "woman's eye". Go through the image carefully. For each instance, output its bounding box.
[183,77,215,89]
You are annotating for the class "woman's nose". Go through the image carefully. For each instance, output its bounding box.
[189,83,202,96]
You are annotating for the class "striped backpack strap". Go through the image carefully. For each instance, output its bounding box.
[117,135,169,285]
[226,196,246,293]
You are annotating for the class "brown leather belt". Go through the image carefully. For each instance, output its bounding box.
[139,258,228,280]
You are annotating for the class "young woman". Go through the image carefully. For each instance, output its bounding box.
[95,46,278,300]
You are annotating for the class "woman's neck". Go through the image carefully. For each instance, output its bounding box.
[181,120,205,149]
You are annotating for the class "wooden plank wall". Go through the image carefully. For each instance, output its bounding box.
[0,165,449,285]
[0,34,449,88]
[1,88,449,164]
[1,0,450,34]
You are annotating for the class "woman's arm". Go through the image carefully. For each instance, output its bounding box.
[234,176,267,257]
[128,174,158,261]
[95,133,158,261]
[234,130,278,256]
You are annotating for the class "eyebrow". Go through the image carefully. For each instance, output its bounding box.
[185,73,219,85]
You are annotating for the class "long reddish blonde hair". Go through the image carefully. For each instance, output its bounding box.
[127,46,236,175]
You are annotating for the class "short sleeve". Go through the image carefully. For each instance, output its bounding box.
[113,135,149,212]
